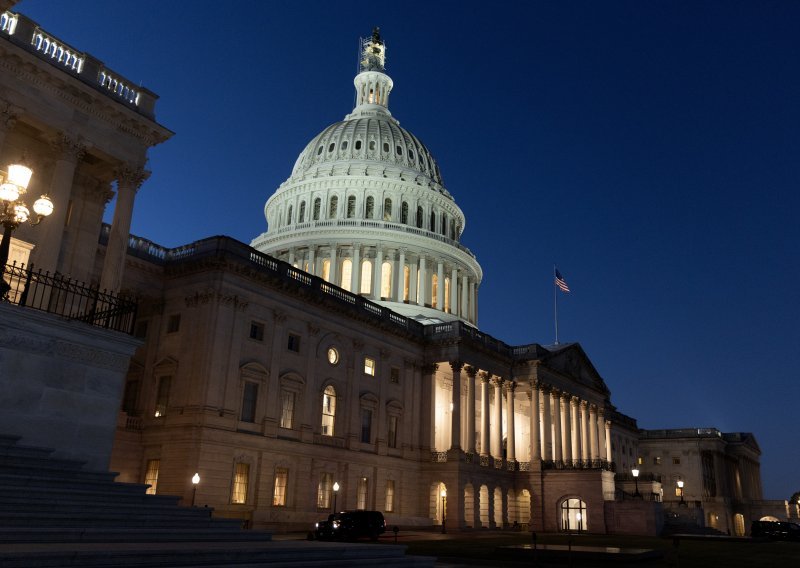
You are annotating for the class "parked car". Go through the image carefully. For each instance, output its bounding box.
[751,520,800,541]
[314,510,386,541]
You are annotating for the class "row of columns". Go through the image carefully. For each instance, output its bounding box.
[285,244,478,323]
[0,108,144,292]
[446,363,612,464]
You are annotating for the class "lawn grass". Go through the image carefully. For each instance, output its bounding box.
[394,531,800,567]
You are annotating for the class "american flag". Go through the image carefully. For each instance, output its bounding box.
[555,269,570,293]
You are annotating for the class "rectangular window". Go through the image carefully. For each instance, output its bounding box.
[364,357,376,376]
[166,314,181,333]
[390,367,400,384]
[361,408,372,443]
[672,457,681,465]
[287,333,301,352]
[249,321,264,341]
[385,480,395,512]
[637,456,643,465]
[280,390,295,429]
[653,456,662,465]
[241,382,258,423]
[122,380,139,414]
[134,320,148,339]
[317,472,332,509]
[144,459,160,495]
[273,468,288,506]
[154,376,171,418]
[388,415,398,449]
[357,477,368,510]
[231,462,250,504]
[322,389,335,436]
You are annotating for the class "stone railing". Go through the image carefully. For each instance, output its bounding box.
[542,459,615,472]
[639,428,722,440]
[431,451,448,463]
[0,11,158,118]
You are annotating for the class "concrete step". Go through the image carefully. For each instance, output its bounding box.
[0,491,182,508]
[0,498,216,517]
[0,527,271,543]
[0,511,244,529]
[0,471,152,494]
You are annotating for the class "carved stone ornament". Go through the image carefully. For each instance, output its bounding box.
[50,133,87,163]
[272,310,287,323]
[115,163,151,191]
[307,322,320,336]
[184,289,249,312]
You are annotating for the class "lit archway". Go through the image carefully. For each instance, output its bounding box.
[464,484,474,527]
[560,497,587,531]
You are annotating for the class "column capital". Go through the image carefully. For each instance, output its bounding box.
[49,133,87,163]
[464,365,478,378]
[571,396,581,407]
[580,399,589,409]
[588,403,597,413]
[479,371,492,383]
[503,380,517,393]
[491,376,504,387]
[84,179,115,205]
[597,406,605,418]
[115,163,150,191]
[421,363,438,374]
[449,361,463,374]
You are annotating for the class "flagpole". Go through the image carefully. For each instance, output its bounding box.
[553,265,559,345]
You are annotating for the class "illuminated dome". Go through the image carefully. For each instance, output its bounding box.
[252,29,482,325]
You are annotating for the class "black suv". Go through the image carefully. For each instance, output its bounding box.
[314,510,386,541]
[751,520,800,541]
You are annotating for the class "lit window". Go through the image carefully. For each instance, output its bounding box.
[321,259,330,282]
[357,477,368,510]
[144,459,160,495]
[364,357,376,376]
[388,415,398,448]
[280,390,295,429]
[154,376,171,418]
[340,259,352,291]
[560,498,587,531]
[385,480,395,512]
[403,266,410,301]
[637,456,643,465]
[241,382,258,423]
[361,408,372,443]
[381,261,392,299]
[327,348,339,365]
[249,321,264,341]
[360,260,372,294]
[287,333,301,352]
[166,314,181,333]
[431,274,438,308]
[317,472,332,509]
[231,462,249,504]
[444,277,450,312]
[322,385,336,436]
[273,468,288,506]
[654,457,662,465]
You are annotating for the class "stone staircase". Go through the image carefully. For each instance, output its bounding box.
[0,435,433,567]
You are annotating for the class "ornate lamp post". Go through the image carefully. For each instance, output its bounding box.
[191,472,200,506]
[0,162,54,267]
[677,479,686,506]
[632,467,641,498]
[332,481,339,513]
[440,487,447,534]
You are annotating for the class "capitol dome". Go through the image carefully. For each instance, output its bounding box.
[251,29,482,325]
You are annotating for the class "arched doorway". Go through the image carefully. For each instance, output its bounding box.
[494,487,503,528]
[429,482,447,526]
[560,497,587,531]
[479,485,489,526]
[518,489,532,527]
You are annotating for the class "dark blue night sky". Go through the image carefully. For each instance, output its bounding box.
[17,0,800,499]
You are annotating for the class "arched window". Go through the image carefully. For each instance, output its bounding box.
[360,260,372,294]
[313,198,321,220]
[381,261,392,299]
[321,259,330,282]
[560,498,587,532]
[431,274,438,308]
[347,195,356,218]
[366,196,375,219]
[383,198,392,221]
[416,206,423,228]
[299,201,306,223]
[444,277,451,313]
[401,202,409,224]
[449,222,455,240]
[329,196,338,219]
[321,385,336,436]
[340,259,352,291]
[441,213,446,235]
[287,205,293,225]
[430,211,436,232]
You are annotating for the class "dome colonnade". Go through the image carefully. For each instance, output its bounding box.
[252,29,482,324]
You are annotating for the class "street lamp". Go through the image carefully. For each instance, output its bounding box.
[332,481,340,513]
[631,467,641,498]
[440,487,447,534]
[677,479,686,506]
[0,162,54,267]
[191,472,200,506]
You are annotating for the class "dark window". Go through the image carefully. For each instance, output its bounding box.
[430,211,436,232]
[347,195,356,218]
[249,322,264,341]
[416,206,423,228]
[299,201,306,223]
[317,146,323,155]
[369,140,375,151]
[383,142,389,153]
[355,140,362,150]
[361,408,372,443]
[383,198,392,221]
[288,333,301,352]
[365,196,374,219]
[122,380,139,414]
[313,198,321,220]
[672,457,681,465]
[241,382,258,423]
[167,314,181,333]
[390,367,400,384]
[401,202,408,224]
[329,196,338,218]
[396,145,402,155]
[328,143,335,152]
[341,140,348,150]
[653,457,662,465]
[388,415,398,448]
[154,376,171,418]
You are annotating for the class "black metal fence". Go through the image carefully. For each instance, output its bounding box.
[542,459,616,472]
[1,262,137,334]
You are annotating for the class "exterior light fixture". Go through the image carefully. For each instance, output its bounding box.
[440,486,447,534]
[191,472,200,506]
[677,479,686,506]
[0,161,54,269]
[631,467,641,498]
[332,481,340,512]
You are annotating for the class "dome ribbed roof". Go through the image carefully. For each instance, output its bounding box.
[290,116,443,185]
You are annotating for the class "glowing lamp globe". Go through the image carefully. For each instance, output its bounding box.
[13,203,29,224]
[0,182,20,202]
[33,195,54,217]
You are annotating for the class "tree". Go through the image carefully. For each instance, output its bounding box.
[790,491,800,505]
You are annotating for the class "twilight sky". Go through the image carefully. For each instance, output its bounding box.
[17,0,799,500]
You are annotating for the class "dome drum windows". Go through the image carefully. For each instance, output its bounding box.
[341,140,348,150]
[401,202,408,224]
[328,143,335,152]
[383,142,389,153]
[365,196,375,219]
[383,198,392,221]
[355,140,362,150]
[416,206,423,229]
[347,196,356,218]
[313,198,321,221]
[299,202,306,223]
[329,196,338,219]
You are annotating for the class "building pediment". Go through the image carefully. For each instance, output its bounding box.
[540,343,610,395]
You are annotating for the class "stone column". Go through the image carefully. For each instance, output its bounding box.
[597,408,607,462]
[99,163,148,293]
[308,246,316,276]
[541,386,552,461]
[373,246,383,299]
[465,366,477,453]
[529,382,541,462]
[492,377,503,460]
[449,361,463,452]
[287,247,296,266]
[418,256,427,306]
[436,261,444,310]
[450,266,458,315]
[33,134,85,275]
[469,280,476,321]
[589,405,599,461]
[551,390,562,463]
[395,248,405,301]
[604,420,612,462]
[409,256,418,304]
[571,397,581,464]
[351,244,361,292]
[561,394,572,464]
[420,364,438,453]
[329,245,337,284]
[479,372,490,457]
[577,401,587,462]
[505,381,516,463]
[461,275,469,319]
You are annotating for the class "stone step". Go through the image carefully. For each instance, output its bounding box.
[0,499,217,518]
[0,491,182,508]
[0,459,119,482]
[0,471,151,494]
[0,440,57,460]
[0,527,271,543]
[0,511,244,529]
